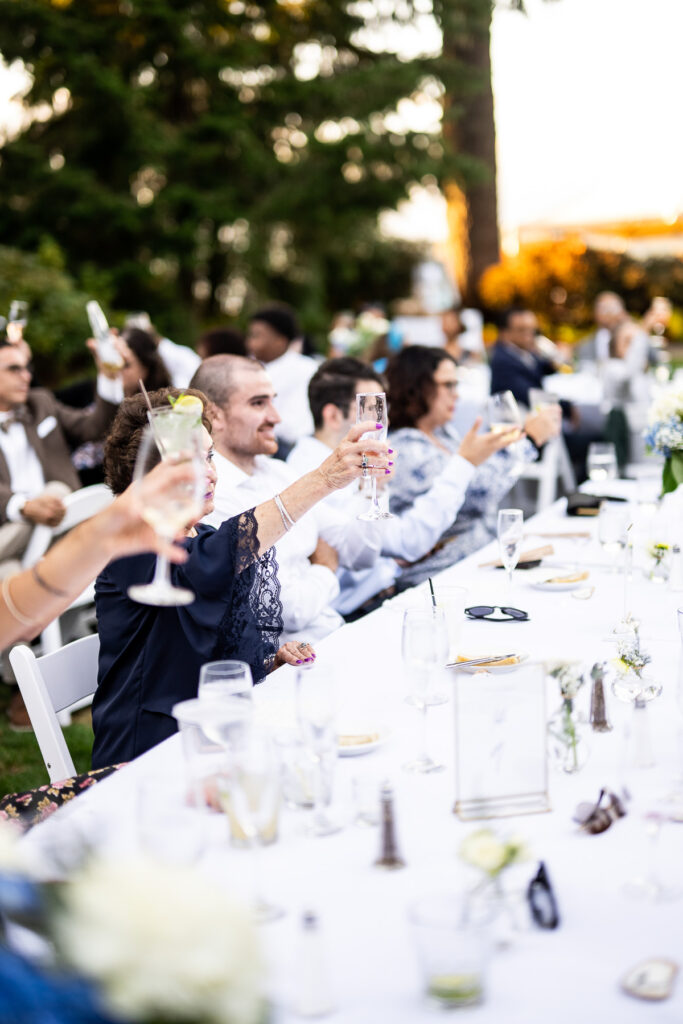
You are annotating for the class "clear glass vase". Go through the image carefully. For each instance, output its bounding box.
[548,697,589,774]
[467,874,528,950]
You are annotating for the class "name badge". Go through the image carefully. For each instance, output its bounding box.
[36,415,57,439]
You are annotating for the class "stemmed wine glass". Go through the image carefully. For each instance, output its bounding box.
[497,509,524,598]
[298,667,341,836]
[127,422,206,606]
[487,391,525,472]
[198,660,253,702]
[6,300,28,343]
[402,607,449,774]
[217,729,283,923]
[356,391,393,521]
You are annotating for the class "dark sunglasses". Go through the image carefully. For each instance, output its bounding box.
[465,605,529,622]
[574,788,627,835]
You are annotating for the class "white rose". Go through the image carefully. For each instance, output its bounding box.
[460,829,508,875]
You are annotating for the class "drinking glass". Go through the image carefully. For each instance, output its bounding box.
[6,300,28,342]
[587,442,618,483]
[356,391,393,521]
[217,729,283,922]
[597,501,629,574]
[298,667,341,835]
[528,388,559,412]
[172,697,253,809]
[487,392,525,471]
[402,607,449,774]
[128,424,206,606]
[198,661,253,702]
[409,894,487,1009]
[497,508,524,596]
[86,299,124,372]
[137,776,207,865]
[427,583,468,665]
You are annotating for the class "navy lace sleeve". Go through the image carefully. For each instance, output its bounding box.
[215,509,283,680]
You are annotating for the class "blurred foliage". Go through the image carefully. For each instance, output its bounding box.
[0,241,101,386]
[0,0,484,354]
[479,237,683,341]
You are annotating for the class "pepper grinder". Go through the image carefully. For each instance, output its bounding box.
[374,781,405,869]
[589,662,612,733]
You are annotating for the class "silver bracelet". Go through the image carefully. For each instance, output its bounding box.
[273,493,296,532]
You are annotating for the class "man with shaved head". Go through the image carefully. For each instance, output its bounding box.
[190,355,383,643]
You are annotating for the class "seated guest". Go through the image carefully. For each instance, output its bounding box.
[190,356,384,642]
[0,339,121,569]
[489,308,598,480]
[246,304,317,457]
[287,357,516,616]
[196,326,246,360]
[576,292,628,366]
[92,387,388,768]
[387,346,559,588]
[124,312,201,388]
[119,327,171,397]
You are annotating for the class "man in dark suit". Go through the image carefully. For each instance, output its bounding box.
[489,309,556,407]
[0,339,121,565]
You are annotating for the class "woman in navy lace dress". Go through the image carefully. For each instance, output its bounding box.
[92,388,389,768]
[386,347,560,588]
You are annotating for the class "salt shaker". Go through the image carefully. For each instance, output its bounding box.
[589,662,612,733]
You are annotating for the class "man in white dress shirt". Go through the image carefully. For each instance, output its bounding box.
[287,357,510,616]
[190,355,383,643]
[245,305,317,457]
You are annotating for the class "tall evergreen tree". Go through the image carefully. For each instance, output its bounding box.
[0,0,477,340]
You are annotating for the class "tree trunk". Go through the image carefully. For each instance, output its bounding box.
[441,0,501,305]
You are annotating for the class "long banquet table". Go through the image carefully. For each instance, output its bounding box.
[22,479,683,1022]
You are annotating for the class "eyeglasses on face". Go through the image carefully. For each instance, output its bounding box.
[465,605,529,622]
[0,363,32,375]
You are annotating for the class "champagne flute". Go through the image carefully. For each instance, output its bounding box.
[127,424,205,606]
[6,300,28,343]
[298,667,341,836]
[487,391,524,472]
[218,729,283,922]
[402,607,449,774]
[356,391,393,521]
[497,508,524,597]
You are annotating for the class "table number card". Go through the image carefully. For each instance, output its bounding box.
[453,662,550,820]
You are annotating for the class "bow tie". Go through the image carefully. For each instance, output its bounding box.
[0,407,28,433]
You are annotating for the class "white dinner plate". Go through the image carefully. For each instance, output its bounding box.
[337,729,390,756]
[454,651,529,674]
[527,566,591,592]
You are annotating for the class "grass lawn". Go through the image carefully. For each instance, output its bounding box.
[0,681,93,799]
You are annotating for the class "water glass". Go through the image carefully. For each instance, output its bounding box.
[409,894,488,1009]
[172,696,252,809]
[198,660,253,702]
[402,607,449,774]
[587,442,618,482]
[497,508,524,595]
[427,583,467,663]
[298,667,341,835]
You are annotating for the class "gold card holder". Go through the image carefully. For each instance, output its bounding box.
[453,662,550,820]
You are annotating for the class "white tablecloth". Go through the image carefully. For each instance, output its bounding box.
[22,484,683,1022]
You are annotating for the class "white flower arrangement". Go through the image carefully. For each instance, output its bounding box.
[54,854,265,1024]
[459,829,529,879]
[0,818,26,872]
[615,636,651,677]
[645,383,683,455]
[545,660,584,700]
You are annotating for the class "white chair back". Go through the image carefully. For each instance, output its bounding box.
[21,484,113,569]
[516,435,576,512]
[9,634,100,783]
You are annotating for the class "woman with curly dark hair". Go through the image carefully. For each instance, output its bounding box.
[386,346,559,587]
[119,327,171,397]
[91,386,390,769]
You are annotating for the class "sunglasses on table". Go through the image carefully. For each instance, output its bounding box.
[465,605,529,622]
[574,788,627,835]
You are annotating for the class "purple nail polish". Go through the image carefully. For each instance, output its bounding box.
[385,468,390,474]
[376,422,382,429]
[296,659,302,664]
[388,461,393,466]
[388,448,394,454]
[305,657,313,662]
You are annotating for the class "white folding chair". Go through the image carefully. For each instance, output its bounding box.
[515,435,576,512]
[9,634,100,783]
[21,484,113,657]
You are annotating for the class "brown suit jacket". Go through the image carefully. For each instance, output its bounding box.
[0,388,118,523]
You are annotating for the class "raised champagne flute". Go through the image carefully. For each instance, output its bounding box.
[6,300,28,343]
[86,299,124,373]
[497,508,524,598]
[356,391,393,521]
[127,423,205,606]
[487,391,524,472]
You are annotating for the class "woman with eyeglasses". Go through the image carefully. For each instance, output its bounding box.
[386,346,558,588]
[91,386,390,769]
